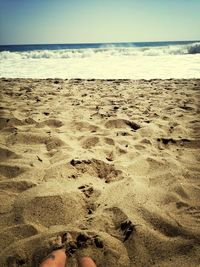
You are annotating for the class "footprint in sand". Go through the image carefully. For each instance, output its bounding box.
[91,206,135,242]
[0,164,27,179]
[36,119,63,128]
[6,132,64,152]
[70,158,124,183]
[13,182,87,228]
[0,224,38,251]
[0,147,19,161]
[81,136,99,149]
[105,119,140,131]
[0,117,24,130]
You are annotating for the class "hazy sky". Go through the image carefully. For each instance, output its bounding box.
[0,0,200,45]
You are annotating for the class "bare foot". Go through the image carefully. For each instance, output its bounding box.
[39,248,67,267]
[78,256,97,267]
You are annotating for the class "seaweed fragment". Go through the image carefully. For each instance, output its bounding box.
[121,220,135,242]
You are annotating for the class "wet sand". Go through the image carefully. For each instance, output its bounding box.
[0,78,200,266]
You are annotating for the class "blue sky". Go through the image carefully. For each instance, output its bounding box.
[0,0,199,45]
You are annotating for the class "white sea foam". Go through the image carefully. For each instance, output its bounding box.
[0,43,200,79]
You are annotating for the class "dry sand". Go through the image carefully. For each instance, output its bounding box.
[0,78,199,267]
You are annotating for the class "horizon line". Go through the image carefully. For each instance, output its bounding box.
[0,39,200,47]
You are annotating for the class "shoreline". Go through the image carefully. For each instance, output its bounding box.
[0,78,199,266]
[1,77,200,80]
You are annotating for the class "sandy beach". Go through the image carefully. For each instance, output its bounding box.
[0,78,199,267]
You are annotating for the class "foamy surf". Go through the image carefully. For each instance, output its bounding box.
[0,41,200,79]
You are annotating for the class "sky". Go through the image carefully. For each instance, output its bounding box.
[0,0,200,45]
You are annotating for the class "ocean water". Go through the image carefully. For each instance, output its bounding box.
[0,41,200,79]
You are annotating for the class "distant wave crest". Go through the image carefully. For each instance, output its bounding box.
[1,42,200,60]
[188,43,200,54]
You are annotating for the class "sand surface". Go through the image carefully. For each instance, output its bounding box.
[0,78,200,267]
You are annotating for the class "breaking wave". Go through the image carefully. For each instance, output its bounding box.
[1,42,200,60]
